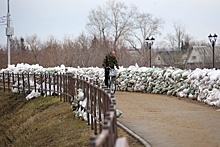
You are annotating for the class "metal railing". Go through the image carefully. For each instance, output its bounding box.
[0,72,128,147]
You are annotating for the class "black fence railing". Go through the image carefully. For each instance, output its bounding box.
[0,72,129,147]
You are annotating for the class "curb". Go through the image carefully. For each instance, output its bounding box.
[117,121,151,147]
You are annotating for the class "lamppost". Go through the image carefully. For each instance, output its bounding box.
[6,0,14,66]
[208,33,218,68]
[145,37,155,67]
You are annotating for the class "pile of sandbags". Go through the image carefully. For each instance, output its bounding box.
[116,66,190,95]
[116,66,220,107]
[1,63,220,107]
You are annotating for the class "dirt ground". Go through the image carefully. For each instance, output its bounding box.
[115,91,220,147]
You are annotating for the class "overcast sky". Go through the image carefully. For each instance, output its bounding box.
[0,0,220,46]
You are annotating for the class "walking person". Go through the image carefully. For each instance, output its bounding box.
[102,51,119,87]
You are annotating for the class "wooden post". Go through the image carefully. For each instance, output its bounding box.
[17,73,20,93]
[44,73,47,97]
[22,72,25,93]
[7,72,10,91]
[49,73,51,96]
[27,73,30,94]
[86,77,90,126]
[12,72,14,85]
[94,85,97,135]
[3,72,5,92]
[34,73,36,92]
[56,73,59,97]
[89,135,96,147]
[40,73,43,95]
[98,88,102,133]
[90,79,94,130]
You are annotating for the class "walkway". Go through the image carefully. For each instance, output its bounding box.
[115,91,220,147]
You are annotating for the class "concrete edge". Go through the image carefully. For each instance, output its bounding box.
[117,121,151,147]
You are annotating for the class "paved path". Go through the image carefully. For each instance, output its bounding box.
[115,91,220,147]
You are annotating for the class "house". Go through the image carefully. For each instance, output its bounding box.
[153,50,188,68]
[186,46,220,69]
[127,47,189,68]
[127,48,141,57]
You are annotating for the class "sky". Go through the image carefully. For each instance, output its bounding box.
[0,0,220,47]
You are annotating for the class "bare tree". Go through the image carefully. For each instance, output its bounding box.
[0,48,7,68]
[86,0,164,68]
[62,37,80,67]
[86,6,109,45]
[165,21,186,50]
[61,34,92,67]
[125,12,163,53]
[26,35,42,64]
[86,0,137,51]
[165,33,176,49]
[41,36,62,67]
[174,21,186,50]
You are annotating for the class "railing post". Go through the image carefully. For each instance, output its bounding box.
[67,73,72,103]
[90,79,94,131]
[34,73,36,92]
[94,84,97,135]
[59,73,62,101]
[12,72,14,85]
[105,113,112,147]
[76,75,79,90]
[7,72,10,91]
[22,72,25,93]
[49,73,51,96]
[27,73,30,94]
[63,73,65,102]
[40,73,43,96]
[112,99,118,140]
[109,103,117,144]
[17,73,20,93]
[98,87,102,133]
[102,85,108,115]
[86,77,90,126]
[56,73,59,97]
[53,73,56,97]
[89,135,96,147]
[105,88,111,114]
[72,75,76,101]
[45,73,47,97]
[3,72,5,92]
[65,73,68,102]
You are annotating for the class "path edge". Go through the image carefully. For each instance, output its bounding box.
[117,121,151,147]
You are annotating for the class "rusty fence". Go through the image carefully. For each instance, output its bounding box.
[0,72,128,147]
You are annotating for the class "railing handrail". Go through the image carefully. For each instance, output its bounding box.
[0,72,127,147]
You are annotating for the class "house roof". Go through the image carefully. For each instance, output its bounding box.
[186,46,220,64]
[155,50,186,65]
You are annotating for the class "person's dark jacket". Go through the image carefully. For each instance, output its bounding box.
[102,53,119,70]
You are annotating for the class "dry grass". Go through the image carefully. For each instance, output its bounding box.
[0,89,144,147]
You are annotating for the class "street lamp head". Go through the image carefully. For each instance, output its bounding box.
[208,33,218,42]
[145,37,149,49]
[213,33,218,41]
[208,34,212,42]
[150,37,155,45]
[145,37,149,42]
[145,36,155,44]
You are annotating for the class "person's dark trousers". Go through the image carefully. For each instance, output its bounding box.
[104,69,110,87]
